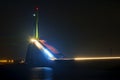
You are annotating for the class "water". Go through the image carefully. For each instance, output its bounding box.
[1,59,120,80]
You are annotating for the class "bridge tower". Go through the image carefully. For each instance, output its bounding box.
[33,6,39,39]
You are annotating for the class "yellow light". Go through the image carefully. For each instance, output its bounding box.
[34,40,43,49]
[30,38,43,49]
[30,38,37,43]
[74,57,120,61]
[11,60,14,63]
[0,60,7,63]
[50,58,57,61]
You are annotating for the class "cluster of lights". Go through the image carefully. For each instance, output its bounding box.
[0,60,14,63]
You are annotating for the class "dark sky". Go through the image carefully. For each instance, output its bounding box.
[0,0,120,59]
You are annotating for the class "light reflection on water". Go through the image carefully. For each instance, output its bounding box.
[31,67,53,80]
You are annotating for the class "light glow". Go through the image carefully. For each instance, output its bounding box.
[30,38,56,60]
[74,57,120,61]
[35,7,39,11]
[0,60,14,63]
[43,48,56,58]
[39,40,59,54]
[33,13,36,16]
[0,60,7,63]
[30,38,37,42]
[30,38,43,49]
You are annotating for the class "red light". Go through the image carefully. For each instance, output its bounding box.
[35,7,39,11]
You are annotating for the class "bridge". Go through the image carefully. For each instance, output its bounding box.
[24,7,120,80]
[24,37,120,80]
[25,7,120,65]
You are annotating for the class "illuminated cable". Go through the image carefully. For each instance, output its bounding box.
[30,38,56,60]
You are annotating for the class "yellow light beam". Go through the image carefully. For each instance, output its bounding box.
[74,57,120,61]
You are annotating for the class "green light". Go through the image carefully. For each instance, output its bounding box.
[35,8,39,39]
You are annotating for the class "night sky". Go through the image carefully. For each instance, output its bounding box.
[0,0,120,59]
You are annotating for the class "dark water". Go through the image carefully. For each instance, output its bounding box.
[0,59,120,80]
